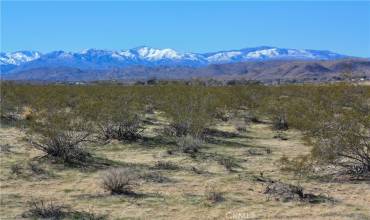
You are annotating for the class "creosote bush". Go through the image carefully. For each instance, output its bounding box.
[160,86,218,137]
[80,91,145,142]
[312,115,370,176]
[176,135,203,154]
[29,110,93,166]
[101,168,138,195]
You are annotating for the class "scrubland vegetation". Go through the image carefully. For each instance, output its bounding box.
[0,81,369,219]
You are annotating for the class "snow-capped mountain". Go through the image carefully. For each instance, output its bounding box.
[0,51,41,65]
[1,46,349,74]
[0,51,42,74]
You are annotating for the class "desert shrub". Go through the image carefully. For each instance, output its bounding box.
[22,199,106,219]
[283,88,335,133]
[272,115,289,130]
[153,161,180,170]
[80,91,144,142]
[176,135,203,154]
[261,84,370,178]
[0,83,20,121]
[0,84,34,128]
[279,155,314,178]
[311,115,370,176]
[264,181,303,202]
[168,122,190,137]
[258,93,290,130]
[30,132,91,165]
[101,168,138,195]
[214,109,230,122]
[217,156,240,172]
[97,114,143,142]
[22,199,69,219]
[160,86,218,137]
[204,184,224,203]
[29,110,93,166]
[264,180,332,203]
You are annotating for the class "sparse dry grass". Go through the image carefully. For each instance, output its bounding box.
[1,113,370,219]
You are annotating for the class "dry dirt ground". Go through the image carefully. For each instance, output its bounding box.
[0,113,369,220]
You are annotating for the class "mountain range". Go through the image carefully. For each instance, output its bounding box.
[1,46,349,72]
[1,46,369,82]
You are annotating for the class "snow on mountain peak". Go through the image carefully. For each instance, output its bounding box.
[246,48,280,58]
[134,47,182,60]
[0,46,349,74]
[0,51,41,65]
[207,51,243,62]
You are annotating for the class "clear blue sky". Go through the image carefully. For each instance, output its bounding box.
[1,1,370,57]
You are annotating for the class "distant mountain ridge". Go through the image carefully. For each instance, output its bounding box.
[3,59,370,83]
[1,46,350,74]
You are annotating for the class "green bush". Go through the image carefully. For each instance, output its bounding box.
[311,114,370,175]
[159,86,218,137]
[79,89,144,142]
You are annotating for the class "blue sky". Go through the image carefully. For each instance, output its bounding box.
[1,1,370,57]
